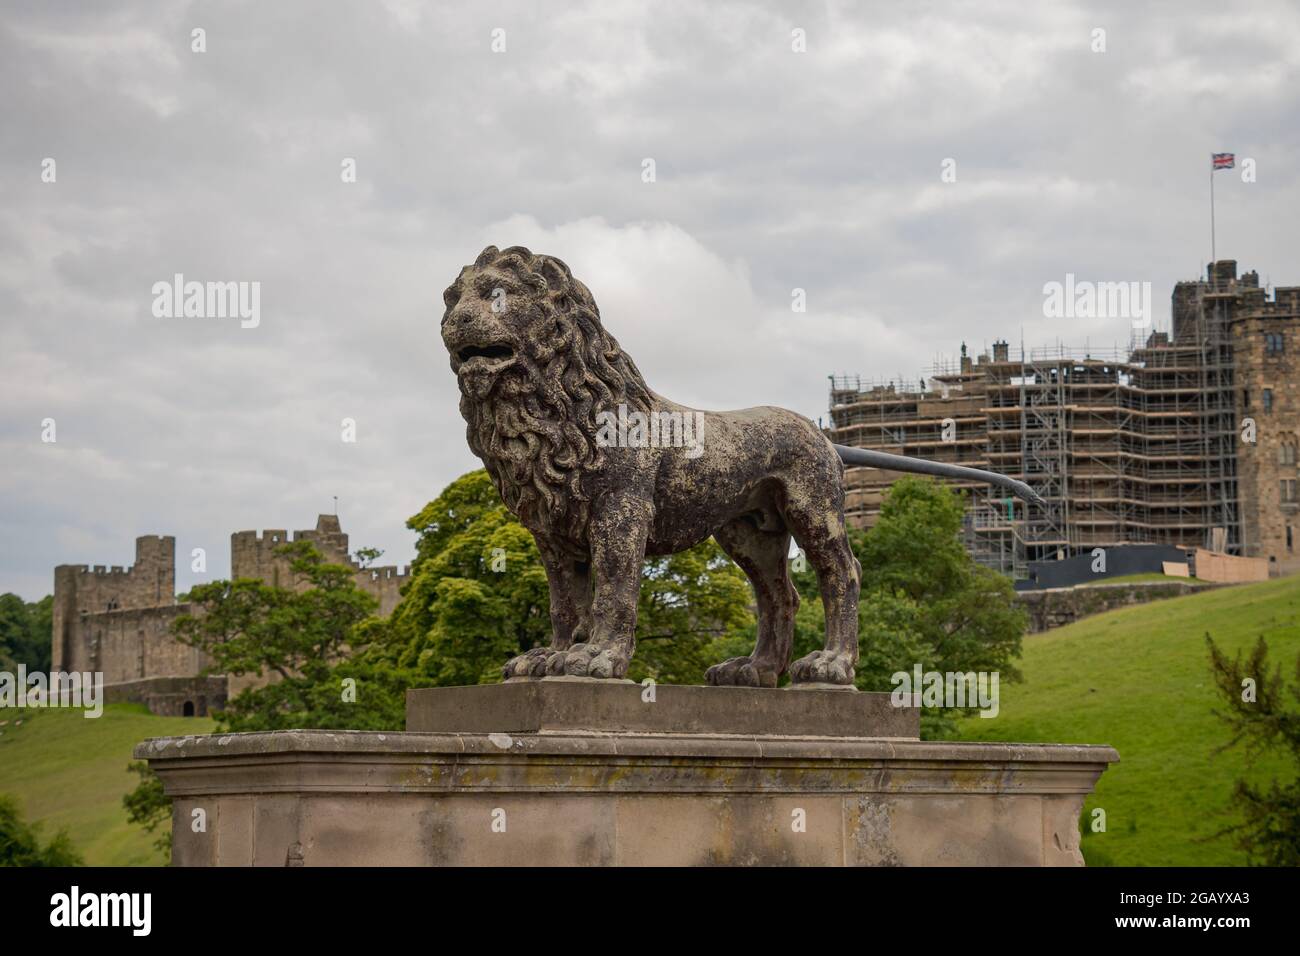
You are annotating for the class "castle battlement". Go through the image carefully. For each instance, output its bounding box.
[229,516,408,615]
[231,529,293,545]
[65,563,134,575]
[364,565,410,581]
[51,515,408,695]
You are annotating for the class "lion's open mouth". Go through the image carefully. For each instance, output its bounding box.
[457,344,514,363]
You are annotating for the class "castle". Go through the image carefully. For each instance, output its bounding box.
[829,261,1300,579]
[50,515,407,716]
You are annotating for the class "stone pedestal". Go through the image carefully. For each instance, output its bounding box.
[135,681,1117,866]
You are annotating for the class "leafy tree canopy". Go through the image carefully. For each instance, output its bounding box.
[0,593,53,673]
[173,541,404,732]
[791,476,1025,735]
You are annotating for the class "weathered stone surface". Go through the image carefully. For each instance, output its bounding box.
[406,680,918,738]
[136,724,1117,866]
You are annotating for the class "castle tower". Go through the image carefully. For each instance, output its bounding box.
[1220,266,1300,573]
[51,536,175,672]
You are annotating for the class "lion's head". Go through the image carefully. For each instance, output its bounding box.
[441,245,652,541]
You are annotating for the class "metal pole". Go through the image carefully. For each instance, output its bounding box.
[1210,159,1216,264]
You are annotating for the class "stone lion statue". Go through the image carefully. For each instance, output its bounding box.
[441,245,1040,687]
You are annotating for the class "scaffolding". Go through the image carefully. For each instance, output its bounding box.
[827,267,1255,577]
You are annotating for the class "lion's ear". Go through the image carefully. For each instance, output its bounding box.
[474,245,500,267]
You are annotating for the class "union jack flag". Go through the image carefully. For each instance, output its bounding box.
[1212,152,1235,170]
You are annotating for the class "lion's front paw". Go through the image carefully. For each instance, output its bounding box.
[705,656,779,688]
[501,646,553,680]
[545,642,630,679]
[788,650,856,686]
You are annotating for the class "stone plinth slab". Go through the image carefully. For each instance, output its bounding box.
[406,680,918,738]
[136,686,1119,867]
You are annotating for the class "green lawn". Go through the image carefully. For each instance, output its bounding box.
[956,573,1300,866]
[0,703,214,866]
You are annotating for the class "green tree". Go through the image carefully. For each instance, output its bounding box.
[792,476,1024,734]
[0,593,53,673]
[0,793,82,867]
[122,762,170,858]
[172,541,406,731]
[857,478,1024,675]
[372,470,755,686]
[631,545,753,684]
[1205,633,1300,866]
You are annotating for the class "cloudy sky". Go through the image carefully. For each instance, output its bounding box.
[2,0,1297,600]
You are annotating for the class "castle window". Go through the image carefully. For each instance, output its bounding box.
[1283,479,1298,504]
[1289,526,1294,552]
[1280,444,1298,466]
[1265,332,1285,354]
[1263,389,1274,413]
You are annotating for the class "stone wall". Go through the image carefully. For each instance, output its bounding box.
[62,604,206,682]
[104,676,228,717]
[1016,580,1219,634]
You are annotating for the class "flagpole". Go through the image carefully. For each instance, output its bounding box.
[1210,156,1216,264]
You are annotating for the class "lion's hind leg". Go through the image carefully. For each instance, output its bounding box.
[705,517,798,688]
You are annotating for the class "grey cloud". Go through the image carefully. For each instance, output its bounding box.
[1,0,1297,599]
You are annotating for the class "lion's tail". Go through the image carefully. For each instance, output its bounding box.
[833,444,1044,507]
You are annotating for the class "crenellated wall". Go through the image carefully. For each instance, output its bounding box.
[231,515,408,615]
[51,515,406,714]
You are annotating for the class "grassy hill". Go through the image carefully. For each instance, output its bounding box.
[0,703,214,866]
[955,573,1300,866]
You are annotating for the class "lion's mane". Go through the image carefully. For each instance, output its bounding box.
[445,245,653,542]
